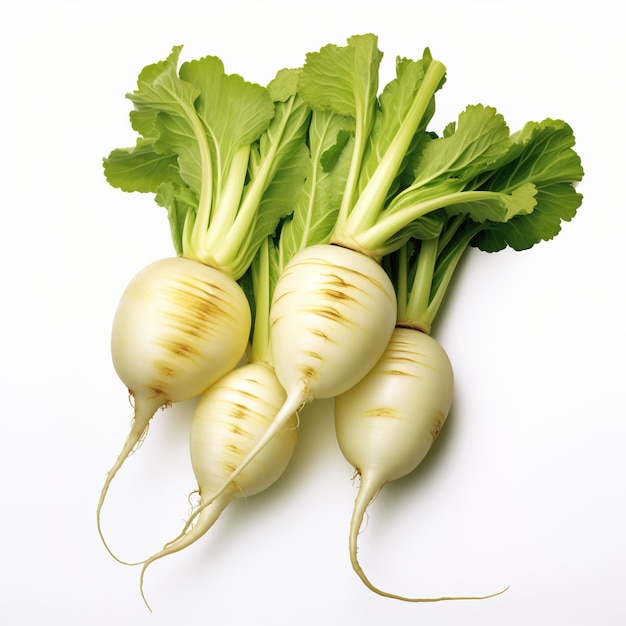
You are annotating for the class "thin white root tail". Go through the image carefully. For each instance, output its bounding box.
[349,477,509,603]
[96,395,163,566]
[139,498,228,612]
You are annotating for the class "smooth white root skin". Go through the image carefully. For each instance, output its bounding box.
[270,244,397,399]
[335,327,507,602]
[98,257,251,563]
[183,244,398,525]
[138,362,298,612]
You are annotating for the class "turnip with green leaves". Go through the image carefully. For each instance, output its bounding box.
[335,242,484,602]
[176,35,445,510]
[99,34,585,606]
[98,48,311,563]
[334,107,583,599]
[138,357,298,612]
[136,82,356,606]
[135,236,300,611]
[181,34,582,525]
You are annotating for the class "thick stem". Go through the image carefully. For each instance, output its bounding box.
[96,393,165,565]
[422,227,478,330]
[333,110,370,236]
[184,99,214,256]
[356,189,504,253]
[139,493,232,612]
[202,144,251,261]
[348,471,510,603]
[394,245,409,323]
[340,60,447,239]
[250,238,273,365]
[405,237,438,328]
[218,96,297,273]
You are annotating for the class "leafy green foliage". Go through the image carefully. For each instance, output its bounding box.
[103,47,310,279]
[381,112,583,330]
[104,140,179,193]
[471,119,584,251]
[103,35,584,332]
[297,35,447,247]
[277,109,353,269]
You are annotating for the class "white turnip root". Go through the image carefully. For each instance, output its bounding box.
[271,244,397,400]
[182,243,398,522]
[97,256,251,562]
[99,54,313,563]
[139,361,298,611]
[97,32,583,607]
[178,38,450,526]
[335,325,507,601]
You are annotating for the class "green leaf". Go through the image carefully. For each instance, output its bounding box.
[377,211,446,255]
[358,109,583,256]
[125,49,203,191]
[226,88,312,278]
[298,34,383,225]
[103,139,179,193]
[298,33,382,120]
[319,44,447,246]
[267,67,301,102]
[179,54,275,157]
[320,128,352,171]
[409,104,512,186]
[104,45,308,279]
[277,109,353,268]
[445,182,538,223]
[358,57,425,170]
[133,52,274,209]
[154,182,198,255]
[472,118,584,251]
[473,182,583,251]
[481,118,584,192]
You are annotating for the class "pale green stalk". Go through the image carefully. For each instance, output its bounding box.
[184,103,215,252]
[420,242,466,330]
[199,144,251,254]
[405,237,438,326]
[249,238,273,365]
[339,60,447,240]
[357,189,511,254]
[332,101,373,236]
[394,244,409,323]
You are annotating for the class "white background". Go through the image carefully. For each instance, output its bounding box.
[1,1,624,624]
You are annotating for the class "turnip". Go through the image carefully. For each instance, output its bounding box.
[99,34,585,604]
[98,50,311,561]
[175,36,447,516]
[180,34,583,527]
[137,103,357,601]
[99,255,250,560]
[335,324,504,602]
[335,104,584,599]
[333,239,476,601]
[330,83,585,601]
[139,360,298,611]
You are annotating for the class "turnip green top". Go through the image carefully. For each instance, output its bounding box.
[103,35,584,319]
[103,47,311,280]
[293,34,583,260]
